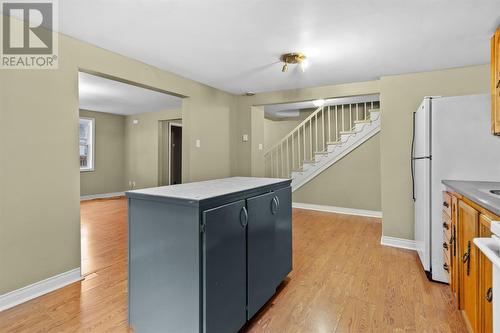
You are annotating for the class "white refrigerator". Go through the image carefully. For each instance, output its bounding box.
[412,94,500,283]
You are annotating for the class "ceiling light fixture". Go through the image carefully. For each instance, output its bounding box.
[312,99,325,107]
[280,53,307,73]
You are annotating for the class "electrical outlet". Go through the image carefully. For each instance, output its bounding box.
[258,143,263,150]
[195,139,201,148]
[242,134,249,142]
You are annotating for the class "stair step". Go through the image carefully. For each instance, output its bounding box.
[302,160,315,164]
[340,131,356,135]
[327,141,341,145]
[315,151,329,155]
[354,120,371,124]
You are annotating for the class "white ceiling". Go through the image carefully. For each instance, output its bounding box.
[62,1,500,94]
[78,72,182,115]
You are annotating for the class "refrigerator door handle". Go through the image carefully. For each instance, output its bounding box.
[411,111,416,201]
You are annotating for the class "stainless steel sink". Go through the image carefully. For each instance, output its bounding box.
[479,189,500,198]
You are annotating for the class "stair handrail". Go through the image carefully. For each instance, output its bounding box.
[264,105,323,156]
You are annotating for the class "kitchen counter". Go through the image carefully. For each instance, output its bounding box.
[442,180,500,216]
[127,177,290,208]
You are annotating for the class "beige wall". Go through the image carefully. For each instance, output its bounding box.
[263,110,313,151]
[293,134,381,211]
[0,26,236,294]
[79,110,126,196]
[125,109,182,189]
[379,64,490,239]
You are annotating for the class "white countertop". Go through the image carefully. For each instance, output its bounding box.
[442,180,500,216]
[126,177,290,201]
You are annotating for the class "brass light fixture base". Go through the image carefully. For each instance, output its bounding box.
[280,53,307,72]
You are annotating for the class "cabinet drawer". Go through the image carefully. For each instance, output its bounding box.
[442,211,452,241]
[443,192,452,217]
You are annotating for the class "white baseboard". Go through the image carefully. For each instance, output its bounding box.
[380,236,417,251]
[80,191,125,201]
[0,268,82,312]
[292,202,382,218]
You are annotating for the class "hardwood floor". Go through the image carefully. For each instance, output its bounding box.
[0,198,466,332]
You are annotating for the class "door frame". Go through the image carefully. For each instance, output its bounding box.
[168,122,182,185]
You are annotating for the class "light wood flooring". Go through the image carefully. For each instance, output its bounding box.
[0,198,466,332]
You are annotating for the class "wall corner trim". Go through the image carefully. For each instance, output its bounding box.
[0,268,82,312]
[292,202,382,218]
[80,192,125,201]
[380,235,417,251]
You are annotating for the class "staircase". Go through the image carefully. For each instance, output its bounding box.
[264,99,381,191]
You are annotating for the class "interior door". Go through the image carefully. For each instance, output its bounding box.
[273,186,292,286]
[247,191,277,319]
[458,200,479,332]
[170,125,182,185]
[203,200,247,333]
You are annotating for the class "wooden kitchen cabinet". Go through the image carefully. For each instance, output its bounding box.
[479,215,493,333]
[458,200,479,332]
[446,191,495,333]
[491,26,500,135]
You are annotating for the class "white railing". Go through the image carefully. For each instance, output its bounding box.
[264,100,380,178]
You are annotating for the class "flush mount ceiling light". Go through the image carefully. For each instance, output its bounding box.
[280,53,307,72]
[312,99,325,107]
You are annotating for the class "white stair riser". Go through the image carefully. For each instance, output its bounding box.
[355,123,367,131]
[302,163,313,171]
[340,134,351,142]
[370,111,380,121]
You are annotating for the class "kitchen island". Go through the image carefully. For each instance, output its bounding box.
[126,177,292,333]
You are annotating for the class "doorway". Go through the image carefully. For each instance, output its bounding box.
[169,123,182,185]
[158,120,183,186]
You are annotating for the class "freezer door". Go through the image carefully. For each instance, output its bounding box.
[413,99,431,158]
[414,158,431,272]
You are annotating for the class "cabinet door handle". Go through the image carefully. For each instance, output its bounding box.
[486,287,493,303]
[271,196,279,215]
[442,242,448,250]
[462,241,471,276]
[443,222,449,230]
[443,201,449,208]
[496,79,500,89]
[240,207,248,228]
[443,263,449,272]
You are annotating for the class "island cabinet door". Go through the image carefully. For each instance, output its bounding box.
[247,191,278,319]
[202,200,247,333]
[273,186,292,286]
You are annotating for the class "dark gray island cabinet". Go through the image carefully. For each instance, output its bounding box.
[126,177,292,333]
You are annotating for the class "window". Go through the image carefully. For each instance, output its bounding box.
[79,117,95,171]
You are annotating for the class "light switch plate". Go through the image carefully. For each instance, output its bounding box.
[258,144,263,150]
[242,134,249,142]
[132,119,139,125]
[195,139,201,148]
